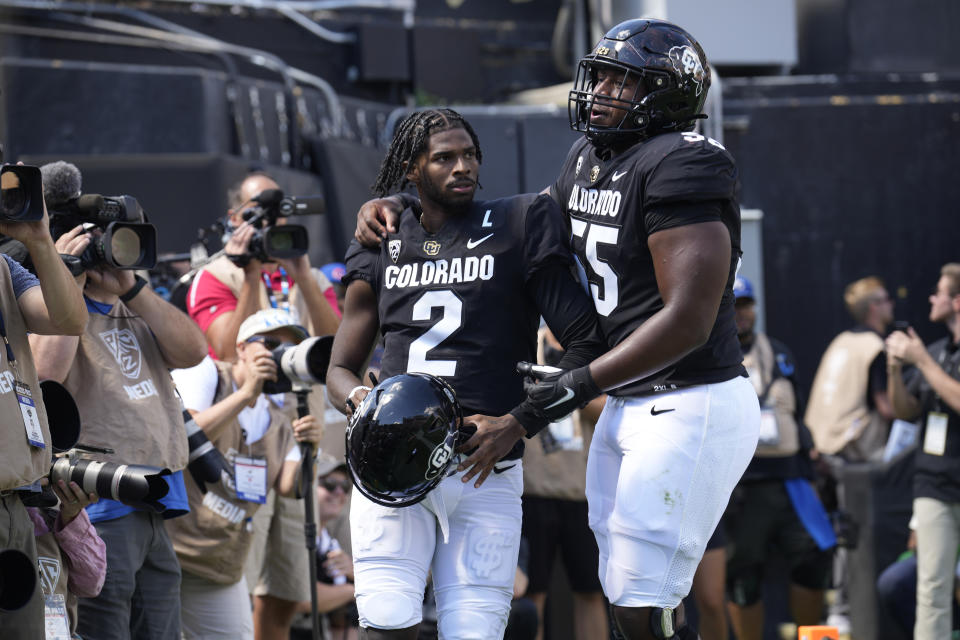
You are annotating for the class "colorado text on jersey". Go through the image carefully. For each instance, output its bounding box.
[383,255,495,289]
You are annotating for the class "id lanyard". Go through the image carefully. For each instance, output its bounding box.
[0,305,45,448]
[262,267,291,314]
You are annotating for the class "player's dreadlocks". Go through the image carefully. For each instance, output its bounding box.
[371,108,483,197]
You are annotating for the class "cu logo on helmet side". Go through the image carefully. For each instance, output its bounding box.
[426,441,453,479]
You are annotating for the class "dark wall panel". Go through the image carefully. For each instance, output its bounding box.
[1,59,230,158]
[724,90,960,394]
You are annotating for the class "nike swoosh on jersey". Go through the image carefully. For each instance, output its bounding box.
[611,170,628,182]
[545,387,575,410]
[492,463,517,475]
[650,406,675,416]
[466,233,494,249]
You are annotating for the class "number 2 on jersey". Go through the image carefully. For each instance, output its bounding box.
[570,219,620,316]
[408,290,462,376]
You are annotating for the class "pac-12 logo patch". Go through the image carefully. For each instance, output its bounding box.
[38,556,61,595]
[100,328,142,379]
[388,239,401,263]
[423,240,441,256]
[425,441,453,480]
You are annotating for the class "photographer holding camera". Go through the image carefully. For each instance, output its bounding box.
[0,160,88,639]
[29,186,207,639]
[188,171,340,640]
[187,171,340,362]
[167,308,323,640]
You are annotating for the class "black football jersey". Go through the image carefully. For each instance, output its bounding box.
[551,131,746,396]
[344,193,574,416]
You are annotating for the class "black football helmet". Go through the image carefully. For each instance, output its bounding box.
[569,19,710,147]
[345,372,461,508]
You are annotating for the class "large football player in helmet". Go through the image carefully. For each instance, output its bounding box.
[328,108,605,639]
[354,20,760,640]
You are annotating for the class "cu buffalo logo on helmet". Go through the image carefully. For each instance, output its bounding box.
[668,45,706,96]
[425,441,453,480]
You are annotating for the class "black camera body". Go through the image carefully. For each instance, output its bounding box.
[0,164,45,222]
[50,193,157,271]
[230,189,323,265]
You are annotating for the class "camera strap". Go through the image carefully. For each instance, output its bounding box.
[0,306,45,448]
[262,266,292,314]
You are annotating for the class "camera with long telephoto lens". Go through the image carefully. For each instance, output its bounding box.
[0,164,45,222]
[42,380,172,513]
[0,381,172,611]
[231,188,324,265]
[262,335,334,394]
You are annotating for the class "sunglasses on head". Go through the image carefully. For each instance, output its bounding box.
[246,335,285,350]
[320,476,351,493]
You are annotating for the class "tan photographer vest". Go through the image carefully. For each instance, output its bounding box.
[804,330,888,460]
[743,333,800,458]
[166,360,296,585]
[62,301,187,470]
[0,260,52,490]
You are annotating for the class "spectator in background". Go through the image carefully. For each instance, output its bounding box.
[886,262,960,640]
[725,276,834,640]
[187,171,341,640]
[804,275,896,633]
[806,276,896,461]
[30,220,207,640]
[166,309,323,640]
[521,327,608,640]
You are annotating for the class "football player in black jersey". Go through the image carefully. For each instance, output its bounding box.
[353,21,762,640]
[326,108,605,640]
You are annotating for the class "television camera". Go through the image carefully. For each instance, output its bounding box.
[41,161,157,271]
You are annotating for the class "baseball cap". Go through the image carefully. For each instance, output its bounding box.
[315,452,348,478]
[733,275,755,301]
[320,262,346,284]
[236,309,309,344]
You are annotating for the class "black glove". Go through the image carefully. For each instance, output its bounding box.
[517,361,602,423]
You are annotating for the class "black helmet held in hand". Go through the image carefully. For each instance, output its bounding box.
[569,18,710,147]
[345,373,461,508]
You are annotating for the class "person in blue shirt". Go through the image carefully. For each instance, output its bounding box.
[30,221,207,640]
